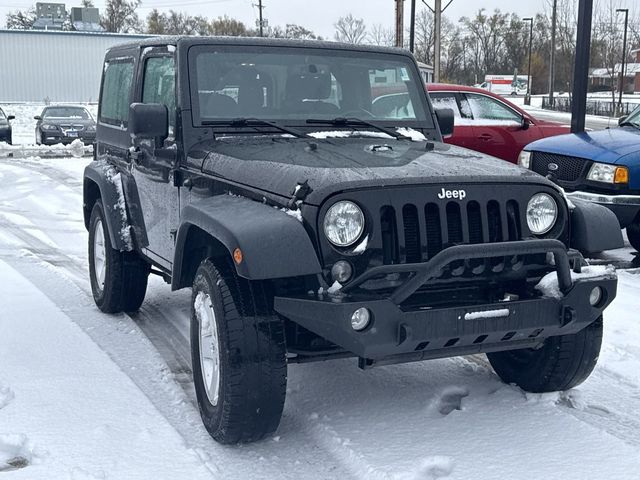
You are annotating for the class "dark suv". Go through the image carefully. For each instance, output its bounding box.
[0,107,15,144]
[83,37,621,444]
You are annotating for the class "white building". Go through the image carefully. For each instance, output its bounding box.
[0,29,151,102]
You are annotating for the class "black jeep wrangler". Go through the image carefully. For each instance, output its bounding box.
[84,37,621,444]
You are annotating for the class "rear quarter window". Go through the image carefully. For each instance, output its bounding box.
[99,59,134,127]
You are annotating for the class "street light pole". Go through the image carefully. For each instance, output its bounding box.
[548,0,557,107]
[523,17,533,105]
[617,8,629,116]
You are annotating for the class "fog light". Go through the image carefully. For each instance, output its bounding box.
[351,307,371,331]
[331,261,353,283]
[589,286,603,306]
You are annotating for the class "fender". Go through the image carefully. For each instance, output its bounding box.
[570,199,624,254]
[83,161,135,252]
[173,195,322,286]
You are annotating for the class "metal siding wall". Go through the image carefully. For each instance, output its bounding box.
[0,31,145,102]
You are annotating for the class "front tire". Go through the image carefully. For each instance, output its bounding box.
[191,259,287,444]
[626,218,640,252]
[487,317,603,392]
[88,200,149,313]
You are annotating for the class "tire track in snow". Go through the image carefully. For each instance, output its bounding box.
[467,354,640,447]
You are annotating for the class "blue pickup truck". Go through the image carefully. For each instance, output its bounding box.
[519,105,640,252]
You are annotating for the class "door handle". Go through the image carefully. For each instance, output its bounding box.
[478,134,493,141]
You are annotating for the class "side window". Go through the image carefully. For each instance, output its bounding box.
[100,59,134,127]
[465,94,521,123]
[142,56,176,134]
[429,93,462,118]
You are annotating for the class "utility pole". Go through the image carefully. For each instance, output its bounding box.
[409,0,416,52]
[433,0,441,82]
[395,0,404,47]
[256,0,265,37]
[548,0,557,107]
[617,8,629,116]
[571,0,593,133]
[523,17,533,105]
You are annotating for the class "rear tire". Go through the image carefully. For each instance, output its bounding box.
[626,218,640,252]
[487,317,603,392]
[88,199,149,313]
[191,258,287,444]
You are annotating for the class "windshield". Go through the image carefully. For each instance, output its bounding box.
[0,110,6,124]
[43,107,90,119]
[623,105,640,128]
[190,46,431,128]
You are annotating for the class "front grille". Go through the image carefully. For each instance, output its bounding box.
[531,152,589,182]
[60,124,85,131]
[380,199,522,265]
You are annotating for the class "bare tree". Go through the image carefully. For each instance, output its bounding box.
[334,14,367,44]
[101,0,141,33]
[210,15,248,36]
[368,23,394,46]
[5,8,36,29]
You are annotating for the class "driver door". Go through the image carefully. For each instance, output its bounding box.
[130,50,179,270]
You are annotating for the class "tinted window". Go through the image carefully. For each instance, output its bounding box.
[191,47,430,126]
[142,56,176,133]
[100,59,134,127]
[43,107,90,119]
[465,94,521,123]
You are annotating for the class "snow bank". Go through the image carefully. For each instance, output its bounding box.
[0,260,213,479]
[0,139,90,158]
[535,265,616,299]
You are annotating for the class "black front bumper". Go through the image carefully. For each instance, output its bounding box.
[42,132,95,145]
[274,240,617,362]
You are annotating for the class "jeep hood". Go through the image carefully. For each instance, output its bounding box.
[189,136,548,205]
[526,127,640,165]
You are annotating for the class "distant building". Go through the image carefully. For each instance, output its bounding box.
[590,59,640,94]
[33,2,67,30]
[0,29,152,102]
[633,48,640,93]
[70,7,103,32]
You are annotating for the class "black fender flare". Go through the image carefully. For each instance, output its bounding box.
[83,161,134,252]
[570,199,624,254]
[173,195,322,287]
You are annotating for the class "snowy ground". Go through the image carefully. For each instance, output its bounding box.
[1,153,640,479]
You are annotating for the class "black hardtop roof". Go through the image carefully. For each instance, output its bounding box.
[107,35,411,57]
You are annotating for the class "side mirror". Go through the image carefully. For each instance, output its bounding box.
[618,115,627,126]
[435,108,455,138]
[129,103,168,142]
[34,115,41,120]
[521,115,531,130]
[7,115,15,121]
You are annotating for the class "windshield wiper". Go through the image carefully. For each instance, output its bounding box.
[202,118,310,138]
[306,117,412,140]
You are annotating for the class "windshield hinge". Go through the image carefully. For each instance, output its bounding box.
[287,180,312,210]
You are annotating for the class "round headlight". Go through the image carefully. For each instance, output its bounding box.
[526,193,558,235]
[323,201,365,247]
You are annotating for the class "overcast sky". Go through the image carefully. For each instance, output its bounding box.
[0,0,636,37]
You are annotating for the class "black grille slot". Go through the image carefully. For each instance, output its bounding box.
[402,204,421,263]
[425,203,442,259]
[506,200,521,241]
[487,201,503,242]
[467,202,483,244]
[380,206,399,264]
[446,202,463,245]
[531,152,589,182]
